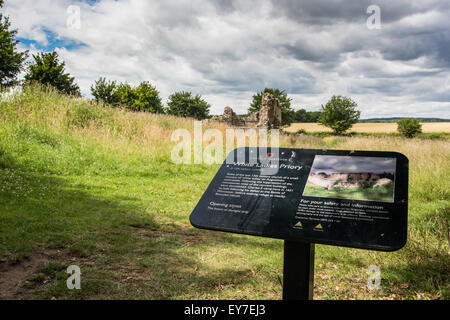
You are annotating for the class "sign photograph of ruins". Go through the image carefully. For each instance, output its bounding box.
[303,155,396,203]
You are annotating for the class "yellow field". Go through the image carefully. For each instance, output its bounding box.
[286,122,450,133]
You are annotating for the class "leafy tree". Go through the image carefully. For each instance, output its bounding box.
[309,111,322,122]
[283,109,296,127]
[113,81,164,113]
[294,108,307,122]
[91,79,163,113]
[319,96,361,134]
[294,108,322,122]
[115,82,135,106]
[248,88,295,126]
[132,81,164,113]
[318,95,360,134]
[397,118,422,138]
[91,77,120,106]
[166,91,210,120]
[0,0,28,87]
[24,51,80,96]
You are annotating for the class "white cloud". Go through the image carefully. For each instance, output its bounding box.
[3,0,450,118]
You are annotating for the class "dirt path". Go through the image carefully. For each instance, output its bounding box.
[0,252,52,300]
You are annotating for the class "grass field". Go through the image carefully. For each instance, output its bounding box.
[303,184,395,202]
[0,86,449,300]
[286,122,450,133]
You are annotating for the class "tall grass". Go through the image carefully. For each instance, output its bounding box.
[0,85,448,299]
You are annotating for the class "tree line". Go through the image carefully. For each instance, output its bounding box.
[90,78,210,119]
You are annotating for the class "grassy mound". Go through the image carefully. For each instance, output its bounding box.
[0,86,448,299]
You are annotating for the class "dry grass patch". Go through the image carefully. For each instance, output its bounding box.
[286,122,450,133]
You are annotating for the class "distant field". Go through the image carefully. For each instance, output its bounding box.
[286,122,450,133]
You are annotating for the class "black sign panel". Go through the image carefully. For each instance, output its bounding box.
[190,148,408,251]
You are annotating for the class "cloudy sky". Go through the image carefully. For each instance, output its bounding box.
[3,0,450,118]
[311,155,396,174]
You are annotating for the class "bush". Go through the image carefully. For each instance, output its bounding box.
[294,109,321,122]
[131,81,164,113]
[397,118,422,138]
[318,95,360,134]
[91,78,120,106]
[424,133,448,140]
[166,91,210,120]
[91,79,164,113]
[115,82,135,107]
[295,129,307,135]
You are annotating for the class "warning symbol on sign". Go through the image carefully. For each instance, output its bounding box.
[294,221,303,229]
[314,223,323,231]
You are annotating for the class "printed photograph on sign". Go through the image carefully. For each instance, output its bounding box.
[303,155,396,202]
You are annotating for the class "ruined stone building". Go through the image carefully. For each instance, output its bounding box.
[210,92,282,129]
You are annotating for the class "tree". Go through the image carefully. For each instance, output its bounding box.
[115,82,135,107]
[318,96,360,134]
[397,118,422,138]
[114,81,164,113]
[132,81,164,113]
[294,108,308,122]
[91,77,120,106]
[0,0,28,87]
[248,88,295,126]
[166,91,210,120]
[283,109,296,127]
[24,51,80,96]
[294,108,322,122]
[91,79,164,113]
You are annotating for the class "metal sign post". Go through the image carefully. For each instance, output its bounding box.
[282,241,315,300]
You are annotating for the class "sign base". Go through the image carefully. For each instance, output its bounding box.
[283,241,315,300]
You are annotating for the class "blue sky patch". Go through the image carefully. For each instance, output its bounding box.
[18,27,87,51]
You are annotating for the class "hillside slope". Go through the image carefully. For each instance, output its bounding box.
[0,86,448,299]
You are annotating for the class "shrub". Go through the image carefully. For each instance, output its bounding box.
[295,129,307,135]
[115,82,135,107]
[92,80,164,113]
[397,118,422,138]
[131,81,164,113]
[425,133,447,140]
[91,78,120,106]
[294,109,321,122]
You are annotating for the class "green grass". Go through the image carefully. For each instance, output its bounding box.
[0,86,449,300]
[303,183,394,202]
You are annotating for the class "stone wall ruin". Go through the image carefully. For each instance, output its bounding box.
[209,92,282,129]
